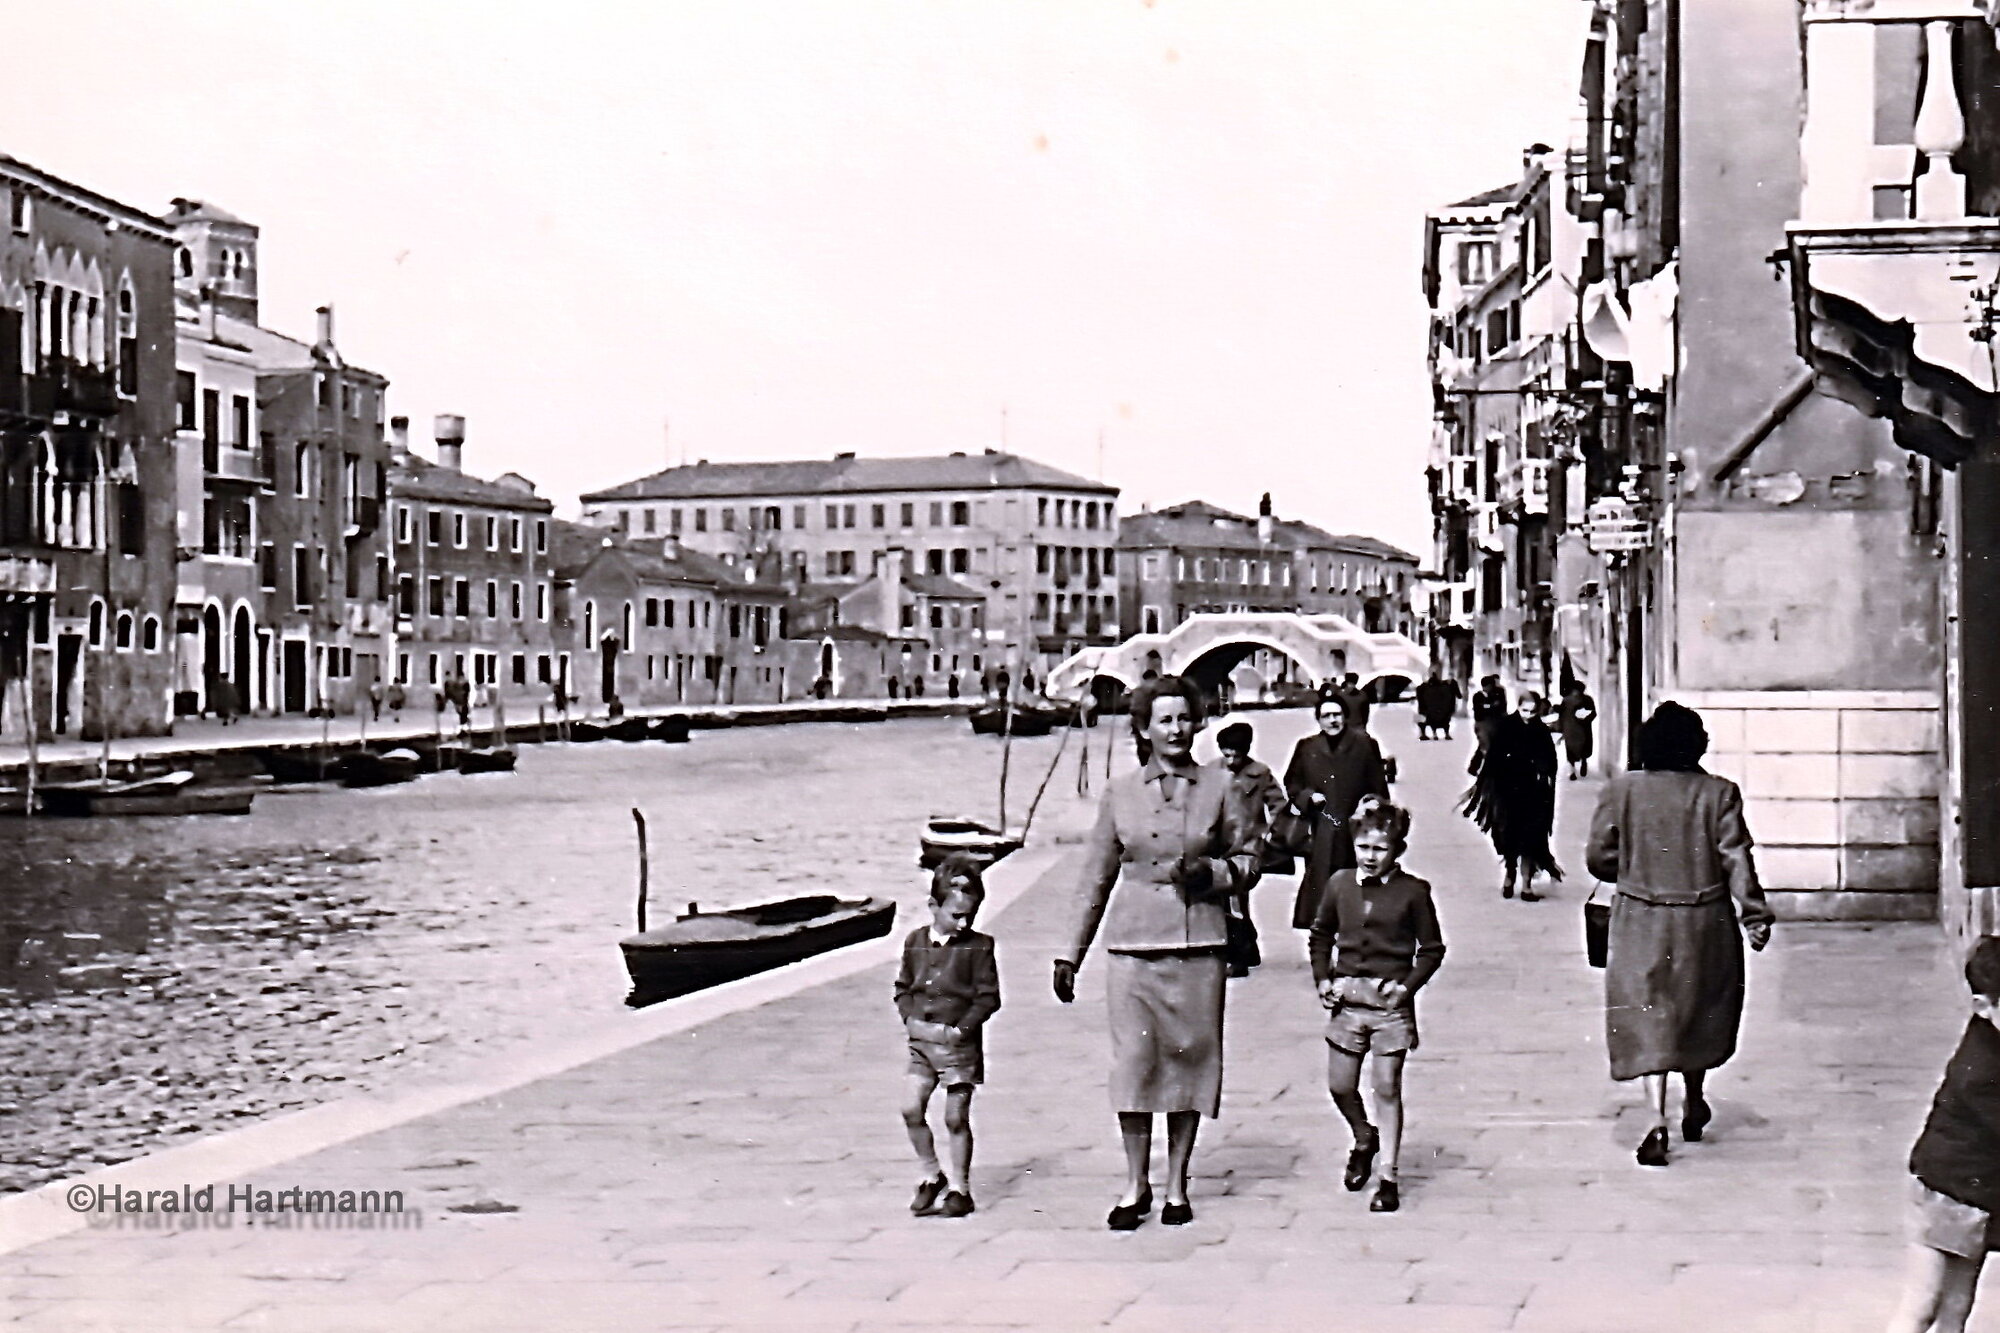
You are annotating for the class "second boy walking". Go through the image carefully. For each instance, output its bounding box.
[895,854,1000,1218]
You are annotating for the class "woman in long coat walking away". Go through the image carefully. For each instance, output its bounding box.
[1284,693,1390,929]
[1557,683,1597,780]
[1054,675,1261,1229]
[1587,701,1775,1168]
[1461,692,1562,901]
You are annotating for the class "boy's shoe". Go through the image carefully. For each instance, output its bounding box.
[937,1190,975,1218]
[1344,1127,1379,1192]
[1369,1180,1400,1213]
[910,1175,947,1215]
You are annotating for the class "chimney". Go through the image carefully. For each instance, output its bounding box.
[315,304,334,349]
[877,549,903,637]
[1257,492,1274,545]
[434,414,466,471]
[389,416,411,456]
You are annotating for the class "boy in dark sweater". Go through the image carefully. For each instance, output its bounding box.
[894,854,1000,1219]
[1890,936,2000,1333]
[1309,796,1445,1214]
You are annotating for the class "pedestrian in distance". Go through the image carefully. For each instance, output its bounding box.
[895,854,1001,1220]
[1054,674,1261,1230]
[386,680,406,722]
[210,674,239,726]
[1558,680,1597,780]
[1284,692,1391,929]
[1216,720,1287,977]
[1338,672,1372,731]
[1470,674,1508,761]
[1461,691,1563,901]
[1413,672,1459,741]
[1887,935,2000,1333]
[367,679,384,723]
[1587,701,1775,1168]
[1310,796,1445,1214]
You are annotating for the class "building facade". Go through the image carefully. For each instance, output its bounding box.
[0,156,178,741]
[579,450,1120,672]
[1118,499,1420,639]
[389,417,554,712]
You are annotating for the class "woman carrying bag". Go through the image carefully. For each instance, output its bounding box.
[1283,692,1391,930]
[1586,701,1775,1168]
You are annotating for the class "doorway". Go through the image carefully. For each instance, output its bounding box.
[201,604,222,706]
[599,635,620,708]
[282,639,308,713]
[232,607,252,707]
[54,633,81,734]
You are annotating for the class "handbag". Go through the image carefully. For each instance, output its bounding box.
[1224,900,1261,977]
[1270,805,1312,858]
[1583,882,1610,969]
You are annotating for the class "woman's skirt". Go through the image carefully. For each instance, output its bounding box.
[1605,893,1745,1081]
[1106,950,1226,1117]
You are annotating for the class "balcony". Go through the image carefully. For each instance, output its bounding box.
[37,358,119,420]
[346,601,391,636]
[1787,4,2000,463]
[1498,457,1552,522]
[0,551,56,596]
[206,446,270,486]
[345,495,381,537]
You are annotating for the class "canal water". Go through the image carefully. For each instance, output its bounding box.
[0,717,1113,1193]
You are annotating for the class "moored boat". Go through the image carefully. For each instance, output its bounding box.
[38,772,255,818]
[619,894,896,1006]
[919,816,1023,869]
[969,702,1058,737]
[336,748,423,788]
[257,747,344,783]
[610,717,652,743]
[566,719,609,743]
[648,714,692,743]
[445,745,518,774]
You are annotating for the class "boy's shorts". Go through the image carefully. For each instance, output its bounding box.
[1325,976,1418,1056]
[908,1021,984,1087]
[1910,1178,2000,1259]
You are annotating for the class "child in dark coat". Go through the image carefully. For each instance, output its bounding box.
[894,855,1000,1219]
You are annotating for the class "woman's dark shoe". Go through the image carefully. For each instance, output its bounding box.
[1502,882,1516,899]
[937,1190,975,1218]
[1682,1097,1713,1143]
[1344,1127,1379,1191]
[1160,1200,1194,1226]
[910,1174,947,1215]
[1106,1188,1153,1231]
[1637,1126,1671,1167]
[1520,888,1543,902]
[1369,1180,1400,1213]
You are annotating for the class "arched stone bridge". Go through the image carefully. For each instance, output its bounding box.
[1046,613,1428,702]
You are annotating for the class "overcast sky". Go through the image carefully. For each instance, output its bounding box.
[3,1,1588,556]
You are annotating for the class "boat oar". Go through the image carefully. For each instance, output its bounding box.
[633,807,650,934]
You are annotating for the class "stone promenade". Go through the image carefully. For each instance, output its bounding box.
[0,709,1984,1330]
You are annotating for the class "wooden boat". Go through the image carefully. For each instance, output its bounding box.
[620,894,896,1006]
[336,748,423,788]
[919,816,1022,870]
[446,745,517,774]
[610,717,652,743]
[648,714,692,743]
[39,771,255,818]
[258,747,343,783]
[969,702,1057,738]
[566,719,609,743]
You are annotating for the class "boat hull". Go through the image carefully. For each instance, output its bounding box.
[258,748,343,783]
[969,705,1057,737]
[620,897,896,1006]
[453,747,517,774]
[39,784,254,817]
[337,753,422,787]
[648,715,692,743]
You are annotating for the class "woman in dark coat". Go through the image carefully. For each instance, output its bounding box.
[1461,692,1561,901]
[1283,694,1390,929]
[1557,684,1597,780]
[1586,702,1775,1168]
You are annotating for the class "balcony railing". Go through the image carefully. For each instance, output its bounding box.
[37,358,119,419]
[206,447,268,485]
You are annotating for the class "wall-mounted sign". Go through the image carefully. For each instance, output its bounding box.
[1583,497,1655,554]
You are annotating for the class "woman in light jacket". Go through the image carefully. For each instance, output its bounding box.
[1587,701,1775,1168]
[1054,675,1260,1230]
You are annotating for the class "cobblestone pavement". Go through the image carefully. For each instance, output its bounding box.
[0,707,1985,1330]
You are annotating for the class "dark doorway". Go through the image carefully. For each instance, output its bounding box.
[599,636,620,708]
[54,633,81,734]
[232,607,252,705]
[201,604,222,700]
[282,639,308,713]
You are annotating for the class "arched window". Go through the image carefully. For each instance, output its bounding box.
[87,600,104,646]
[114,611,133,650]
[176,247,193,279]
[621,602,634,645]
[115,277,137,395]
[141,616,160,652]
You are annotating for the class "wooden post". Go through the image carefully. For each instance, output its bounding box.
[632,807,650,934]
[20,676,37,817]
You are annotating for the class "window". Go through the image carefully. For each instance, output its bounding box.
[512,654,526,685]
[666,508,682,535]
[728,604,742,639]
[927,549,945,575]
[174,372,197,431]
[454,578,470,617]
[231,395,251,449]
[1037,497,1048,526]
[929,501,943,526]
[663,599,675,628]
[929,605,944,629]
[294,442,311,498]
[871,503,885,529]
[141,615,160,652]
[584,601,596,640]
[824,504,838,530]
[1104,549,1115,576]
[840,551,856,576]
[721,508,736,532]
[394,505,411,544]
[645,597,659,627]
[537,655,551,684]
[1054,501,1065,528]
[426,510,442,544]
[505,582,519,619]
[792,504,806,529]
[950,501,969,526]
[397,574,417,617]
[428,653,440,685]
[452,513,467,548]
[293,546,312,610]
[622,602,635,644]
[824,550,840,578]
[427,576,444,616]
[535,520,547,553]
[1086,502,1099,530]
[1035,592,1049,621]
[510,517,523,551]
[950,549,970,574]
[485,516,499,550]
[484,580,498,618]
[900,502,915,527]
[8,190,28,234]
[694,508,708,533]
[113,611,133,650]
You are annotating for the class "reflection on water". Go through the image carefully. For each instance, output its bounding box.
[0,718,1098,1192]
